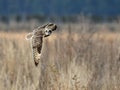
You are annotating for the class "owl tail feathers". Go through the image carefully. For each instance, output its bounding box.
[34,61,39,66]
[34,54,41,66]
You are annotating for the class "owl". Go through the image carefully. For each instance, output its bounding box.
[25,23,57,66]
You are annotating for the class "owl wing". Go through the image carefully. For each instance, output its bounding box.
[32,47,41,66]
[32,37,43,66]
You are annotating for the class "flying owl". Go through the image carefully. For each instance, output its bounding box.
[25,23,57,66]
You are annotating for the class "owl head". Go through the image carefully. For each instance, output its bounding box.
[42,23,57,37]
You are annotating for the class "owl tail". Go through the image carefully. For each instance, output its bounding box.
[32,47,41,66]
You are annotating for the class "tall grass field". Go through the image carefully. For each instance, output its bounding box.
[0,23,120,90]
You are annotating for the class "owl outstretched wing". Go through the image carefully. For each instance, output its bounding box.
[32,36,43,66]
[26,33,43,66]
[32,45,41,66]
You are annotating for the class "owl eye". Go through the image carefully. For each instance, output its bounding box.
[49,30,52,33]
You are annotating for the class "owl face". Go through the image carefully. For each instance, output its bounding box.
[44,23,57,37]
[44,28,52,37]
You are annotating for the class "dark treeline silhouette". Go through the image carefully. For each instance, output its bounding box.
[0,0,120,16]
[0,0,120,24]
[0,15,119,24]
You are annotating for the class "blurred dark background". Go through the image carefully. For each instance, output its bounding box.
[0,0,120,30]
[1,0,120,16]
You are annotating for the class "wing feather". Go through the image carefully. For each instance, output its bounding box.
[32,37,43,66]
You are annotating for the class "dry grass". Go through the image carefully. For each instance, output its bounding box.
[0,29,120,90]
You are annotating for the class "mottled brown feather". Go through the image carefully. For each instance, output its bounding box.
[26,23,57,66]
